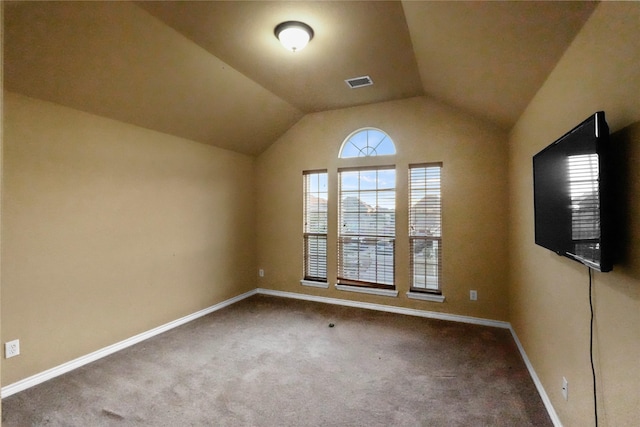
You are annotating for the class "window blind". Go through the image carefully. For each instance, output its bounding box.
[409,163,442,293]
[303,170,328,281]
[338,166,395,288]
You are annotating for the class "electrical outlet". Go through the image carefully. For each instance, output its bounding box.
[5,339,20,359]
[470,290,478,301]
[259,269,264,277]
[562,377,568,400]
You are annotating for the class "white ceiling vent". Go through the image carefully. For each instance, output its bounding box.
[345,75,373,89]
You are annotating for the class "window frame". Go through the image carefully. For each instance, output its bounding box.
[409,163,443,294]
[337,165,396,289]
[302,170,328,284]
[338,128,396,158]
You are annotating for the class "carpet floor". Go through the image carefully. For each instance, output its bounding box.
[2,295,552,426]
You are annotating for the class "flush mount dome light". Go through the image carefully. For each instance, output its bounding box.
[274,21,314,52]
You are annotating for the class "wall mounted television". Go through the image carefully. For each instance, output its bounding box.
[532,111,612,272]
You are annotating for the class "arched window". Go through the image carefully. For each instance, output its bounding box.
[335,128,397,290]
[339,128,396,158]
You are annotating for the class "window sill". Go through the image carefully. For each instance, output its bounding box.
[300,280,329,289]
[406,291,445,303]
[335,284,398,298]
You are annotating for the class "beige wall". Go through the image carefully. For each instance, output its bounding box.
[3,5,638,425]
[1,92,256,385]
[256,96,510,321]
[508,3,640,426]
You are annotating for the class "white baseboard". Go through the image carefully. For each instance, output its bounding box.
[508,326,562,427]
[1,286,561,427]
[0,289,258,399]
[256,288,508,329]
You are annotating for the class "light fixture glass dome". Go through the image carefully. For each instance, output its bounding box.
[275,21,314,52]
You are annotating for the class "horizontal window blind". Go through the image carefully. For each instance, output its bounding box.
[568,154,600,240]
[304,234,327,281]
[409,163,442,293]
[567,154,600,261]
[338,166,395,288]
[303,170,328,281]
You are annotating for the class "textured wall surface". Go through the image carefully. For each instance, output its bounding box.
[508,3,640,426]
[2,92,256,385]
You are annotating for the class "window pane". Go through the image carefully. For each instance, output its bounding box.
[349,131,369,149]
[409,164,442,293]
[358,170,378,190]
[411,238,440,291]
[305,235,327,281]
[308,172,328,193]
[339,128,396,158]
[338,237,394,286]
[340,142,361,158]
[303,171,328,281]
[340,170,360,191]
[338,166,395,288]
[376,169,396,190]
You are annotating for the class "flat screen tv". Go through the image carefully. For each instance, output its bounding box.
[533,111,612,272]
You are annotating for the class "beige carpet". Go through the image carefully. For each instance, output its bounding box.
[2,295,552,426]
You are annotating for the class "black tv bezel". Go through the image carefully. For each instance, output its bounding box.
[532,111,612,272]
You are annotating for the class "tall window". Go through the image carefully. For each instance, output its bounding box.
[303,171,328,282]
[409,163,442,293]
[338,166,395,288]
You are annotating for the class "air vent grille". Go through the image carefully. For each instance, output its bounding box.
[345,75,373,89]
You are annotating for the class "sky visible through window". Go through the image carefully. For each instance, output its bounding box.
[340,128,396,158]
[308,173,328,195]
[341,169,395,210]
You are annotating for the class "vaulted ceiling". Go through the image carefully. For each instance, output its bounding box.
[4,1,597,155]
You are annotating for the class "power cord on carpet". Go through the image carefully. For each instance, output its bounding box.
[589,266,598,427]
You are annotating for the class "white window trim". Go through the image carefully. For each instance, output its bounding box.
[303,170,328,283]
[409,163,443,293]
[337,165,396,288]
[300,280,329,289]
[335,283,398,298]
[406,291,445,303]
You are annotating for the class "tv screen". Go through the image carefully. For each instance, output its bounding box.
[533,112,612,272]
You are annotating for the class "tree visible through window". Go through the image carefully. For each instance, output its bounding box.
[303,170,328,282]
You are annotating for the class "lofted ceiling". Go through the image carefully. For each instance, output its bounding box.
[4,1,597,155]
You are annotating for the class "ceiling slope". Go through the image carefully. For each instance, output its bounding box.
[4,1,598,154]
[402,1,598,129]
[137,1,424,113]
[4,1,303,155]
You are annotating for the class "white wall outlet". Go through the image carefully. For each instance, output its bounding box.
[259,269,264,277]
[562,377,568,400]
[5,339,20,359]
[470,290,478,301]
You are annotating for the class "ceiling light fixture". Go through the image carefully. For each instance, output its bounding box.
[274,21,314,52]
